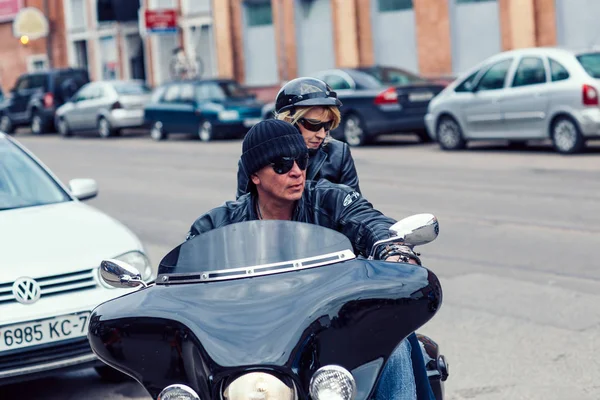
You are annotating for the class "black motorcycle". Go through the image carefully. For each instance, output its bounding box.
[88,214,448,400]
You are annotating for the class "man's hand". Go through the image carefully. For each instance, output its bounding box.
[385,255,419,265]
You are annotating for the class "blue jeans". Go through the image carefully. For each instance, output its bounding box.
[374,333,436,400]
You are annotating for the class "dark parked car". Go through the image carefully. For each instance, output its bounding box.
[144,79,264,142]
[0,68,89,135]
[263,66,448,146]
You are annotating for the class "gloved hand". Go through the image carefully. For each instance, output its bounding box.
[380,244,422,265]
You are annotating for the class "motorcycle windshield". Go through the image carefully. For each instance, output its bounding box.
[157,220,355,283]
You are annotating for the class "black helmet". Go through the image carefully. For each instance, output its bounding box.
[275,77,343,114]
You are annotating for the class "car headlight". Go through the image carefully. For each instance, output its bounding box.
[223,372,294,400]
[158,384,200,400]
[98,251,152,289]
[218,110,239,121]
[309,365,356,400]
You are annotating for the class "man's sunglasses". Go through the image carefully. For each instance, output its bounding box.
[298,118,334,132]
[270,154,309,175]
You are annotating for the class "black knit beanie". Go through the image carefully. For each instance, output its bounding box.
[241,119,308,177]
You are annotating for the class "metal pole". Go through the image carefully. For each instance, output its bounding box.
[44,0,53,68]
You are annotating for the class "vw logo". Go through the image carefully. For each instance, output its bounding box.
[12,277,42,305]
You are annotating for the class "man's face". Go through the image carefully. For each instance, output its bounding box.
[251,156,307,202]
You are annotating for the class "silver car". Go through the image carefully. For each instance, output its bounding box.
[55,80,152,138]
[425,47,600,154]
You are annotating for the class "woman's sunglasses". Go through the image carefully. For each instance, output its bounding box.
[298,118,334,132]
[270,154,309,175]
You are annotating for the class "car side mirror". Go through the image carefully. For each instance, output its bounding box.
[68,178,98,201]
[100,259,147,289]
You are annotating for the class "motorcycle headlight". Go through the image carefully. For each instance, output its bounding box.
[158,384,200,400]
[223,372,294,400]
[309,365,356,400]
[99,251,153,288]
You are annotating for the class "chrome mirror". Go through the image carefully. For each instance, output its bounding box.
[100,259,147,289]
[390,213,439,247]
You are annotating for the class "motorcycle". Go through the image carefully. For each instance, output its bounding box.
[88,213,448,400]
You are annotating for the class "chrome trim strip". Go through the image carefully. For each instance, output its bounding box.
[159,249,356,284]
[0,353,98,379]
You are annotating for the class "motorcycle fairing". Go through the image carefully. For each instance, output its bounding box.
[89,258,442,399]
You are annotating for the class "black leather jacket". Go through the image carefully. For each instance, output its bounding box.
[236,138,361,199]
[188,180,395,258]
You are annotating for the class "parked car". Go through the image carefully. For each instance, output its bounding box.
[357,65,455,88]
[55,80,152,138]
[0,68,89,135]
[425,47,600,154]
[0,132,153,384]
[262,66,447,146]
[144,79,264,141]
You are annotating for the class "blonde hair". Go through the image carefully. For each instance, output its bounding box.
[276,106,341,145]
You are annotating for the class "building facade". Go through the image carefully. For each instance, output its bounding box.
[1,0,600,100]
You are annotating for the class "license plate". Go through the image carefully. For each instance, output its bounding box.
[243,118,262,127]
[0,312,90,354]
[408,92,434,102]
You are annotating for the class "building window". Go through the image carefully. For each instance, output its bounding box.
[183,0,210,14]
[73,40,89,70]
[378,0,413,12]
[69,0,87,31]
[456,0,496,4]
[99,36,118,80]
[245,1,273,27]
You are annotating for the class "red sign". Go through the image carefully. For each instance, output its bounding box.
[0,0,22,22]
[144,9,177,33]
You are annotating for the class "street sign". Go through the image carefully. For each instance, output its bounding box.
[0,0,23,23]
[144,9,178,34]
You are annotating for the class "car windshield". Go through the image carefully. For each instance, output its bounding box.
[112,81,152,95]
[157,220,354,283]
[576,52,600,78]
[0,138,71,211]
[360,67,426,85]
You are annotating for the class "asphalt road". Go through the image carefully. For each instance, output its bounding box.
[3,130,600,400]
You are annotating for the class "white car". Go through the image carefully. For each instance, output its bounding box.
[0,132,153,384]
[425,47,600,154]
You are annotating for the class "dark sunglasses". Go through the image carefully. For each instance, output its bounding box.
[270,154,309,175]
[298,118,334,132]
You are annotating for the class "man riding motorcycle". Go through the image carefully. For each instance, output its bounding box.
[187,119,428,399]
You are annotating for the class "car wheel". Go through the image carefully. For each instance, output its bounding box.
[415,129,433,143]
[57,117,72,137]
[198,120,213,142]
[343,114,368,147]
[551,116,585,154]
[436,116,466,150]
[94,365,131,383]
[98,117,113,138]
[150,121,167,141]
[0,115,14,134]
[31,112,45,135]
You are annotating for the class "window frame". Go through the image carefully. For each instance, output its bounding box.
[510,56,548,88]
[377,0,413,12]
[548,58,571,82]
[473,58,514,92]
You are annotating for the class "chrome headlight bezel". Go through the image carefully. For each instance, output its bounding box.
[157,384,200,400]
[223,372,295,400]
[309,365,356,400]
